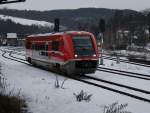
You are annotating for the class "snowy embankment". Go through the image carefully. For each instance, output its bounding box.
[0,14,54,27]
[0,47,150,113]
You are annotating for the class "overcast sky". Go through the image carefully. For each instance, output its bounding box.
[0,0,150,11]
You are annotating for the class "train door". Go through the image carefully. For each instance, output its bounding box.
[50,38,64,61]
[39,42,49,60]
[51,38,65,57]
[31,42,36,58]
[31,41,49,61]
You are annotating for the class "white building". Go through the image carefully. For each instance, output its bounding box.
[7,33,18,46]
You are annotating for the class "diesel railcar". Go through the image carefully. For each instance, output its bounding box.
[25,31,99,75]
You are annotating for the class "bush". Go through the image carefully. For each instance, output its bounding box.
[73,90,92,102]
[103,101,131,113]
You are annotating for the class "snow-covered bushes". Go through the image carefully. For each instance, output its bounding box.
[73,90,92,102]
[103,101,131,113]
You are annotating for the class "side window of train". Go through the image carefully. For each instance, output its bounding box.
[39,45,45,50]
[35,44,38,50]
[45,45,48,51]
[32,44,35,50]
[45,44,48,56]
[41,44,48,56]
[52,41,59,51]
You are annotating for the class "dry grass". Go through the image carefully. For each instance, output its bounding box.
[0,63,28,113]
[0,93,27,113]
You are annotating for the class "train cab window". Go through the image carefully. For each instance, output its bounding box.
[52,41,59,51]
[72,36,95,56]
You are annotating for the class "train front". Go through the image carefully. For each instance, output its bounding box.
[64,31,99,75]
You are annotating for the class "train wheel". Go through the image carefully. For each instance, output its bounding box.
[27,57,31,63]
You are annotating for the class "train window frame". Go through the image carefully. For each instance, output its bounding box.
[45,44,48,51]
[52,41,59,51]
[44,44,48,56]
[35,44,38,50]
[40,44,49,56]
[31,43,35,50]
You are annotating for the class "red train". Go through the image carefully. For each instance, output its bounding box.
[25,31,99,75]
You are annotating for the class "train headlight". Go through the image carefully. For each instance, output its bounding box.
[75,54,78,57]
[93,54,96,57]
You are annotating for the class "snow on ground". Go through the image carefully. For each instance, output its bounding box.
[101,59,150,75]
[0,47,150,113]
[89,70,150,98]
[0,14,54,27]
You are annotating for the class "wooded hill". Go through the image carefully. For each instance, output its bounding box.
[0,8,138,29]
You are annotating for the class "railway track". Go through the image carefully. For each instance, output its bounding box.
[10,51,25,56]
[98,67,150,81]
[0,50,30,65]
[103,55,128,62]
[1,49,150,103]
[4,47,26,56]
[71,75,150,103]
[83,75,150,94]
[6,47,150,67]
[10,49,150,81]
[9,48,150,80]
[8,49,150,81]
[102,55,150,68]
[9,51,26,61]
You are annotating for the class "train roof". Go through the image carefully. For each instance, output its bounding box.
[27,31,93,38]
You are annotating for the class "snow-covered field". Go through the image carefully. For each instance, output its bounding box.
[0,14,54,27]
[0,47,150,113]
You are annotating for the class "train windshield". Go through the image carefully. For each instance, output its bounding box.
[72,35,95,56]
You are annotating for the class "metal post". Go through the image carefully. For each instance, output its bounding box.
[100,33,104,65]
[116,55,120,64]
